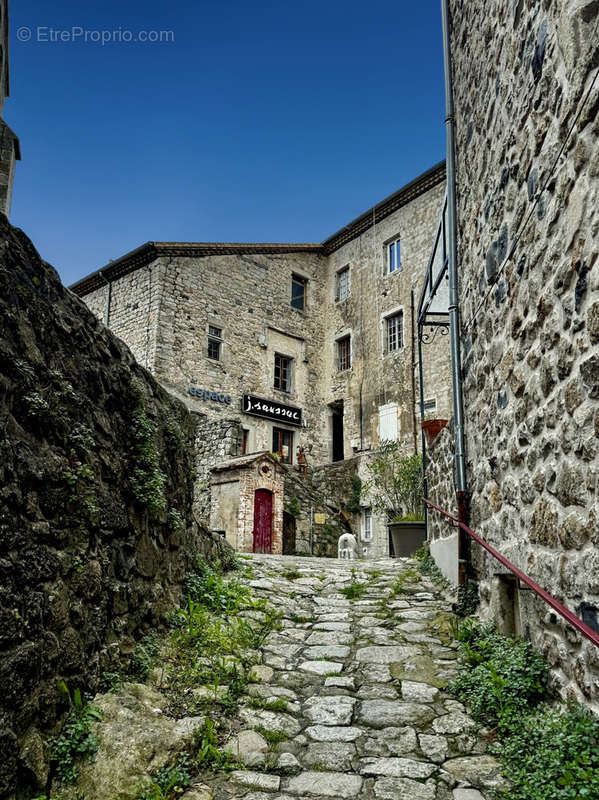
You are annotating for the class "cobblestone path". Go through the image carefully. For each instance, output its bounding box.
[208,554,503,800]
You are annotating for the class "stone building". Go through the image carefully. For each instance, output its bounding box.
[0,0,20,216]
[424,1,599,707]
[71,163,451,556]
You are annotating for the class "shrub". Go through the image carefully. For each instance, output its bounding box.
[497,703,599,800]
[184,556,251,614]
[50,689,102,784]
[449,621,548,731]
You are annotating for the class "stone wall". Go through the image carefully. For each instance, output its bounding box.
[193,416,243,523]
[425,422,458,583]
[0,216,228,797]
[448,0,599,705]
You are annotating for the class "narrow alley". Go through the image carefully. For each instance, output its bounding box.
[200,555,503,800]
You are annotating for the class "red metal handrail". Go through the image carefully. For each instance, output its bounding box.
[424,497,599,649]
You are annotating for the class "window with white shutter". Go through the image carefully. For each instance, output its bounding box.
[378,403,399,442]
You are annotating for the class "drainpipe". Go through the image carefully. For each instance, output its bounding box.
[441,0,469,584]
[98,270,112,328]
[410,290,418,455]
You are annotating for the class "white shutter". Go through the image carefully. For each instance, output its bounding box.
[378,403,398,442]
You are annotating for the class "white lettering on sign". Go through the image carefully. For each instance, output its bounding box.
[242,394,302,426]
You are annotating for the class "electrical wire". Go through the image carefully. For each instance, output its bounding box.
[463,18,599,333]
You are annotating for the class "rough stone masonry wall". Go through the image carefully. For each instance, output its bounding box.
[0,217,227,797]
[193,416,243,524]
[426,421,456,544]
[449,0,599,705]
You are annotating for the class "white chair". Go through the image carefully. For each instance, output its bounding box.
[338,532,358,560]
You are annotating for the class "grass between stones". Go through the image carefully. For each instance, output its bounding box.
[48,555,284,800]
[450,619,599,800]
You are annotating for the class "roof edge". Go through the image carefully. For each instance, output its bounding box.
[321,161,446,254]
[69,242,324,297]
[69,161,446,298]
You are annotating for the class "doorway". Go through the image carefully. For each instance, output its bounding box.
[331,401,344,462]
[253,489,273,553]
[283,512,296,555]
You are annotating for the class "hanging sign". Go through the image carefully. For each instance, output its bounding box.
[242,394,302,426]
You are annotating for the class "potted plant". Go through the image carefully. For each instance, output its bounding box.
[421,414,448,446]
[363,441,426,557]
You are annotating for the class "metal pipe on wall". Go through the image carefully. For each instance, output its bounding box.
[441,0,469,582]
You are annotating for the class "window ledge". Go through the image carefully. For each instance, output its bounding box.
[382,347,404,359]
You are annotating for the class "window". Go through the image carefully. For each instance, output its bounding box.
[422,398,437,417]
[336,266,350,301]
[387,238,401,273]
[291,275,307,310]
[241,428,249,455]
[273,427,293,464]
[274,354,292,392]
[386,311,404,353]
[337,335,351,371]
[363,509,372,542]
[207,325,222,360]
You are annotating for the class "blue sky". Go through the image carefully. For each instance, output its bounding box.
[8,1,446,285]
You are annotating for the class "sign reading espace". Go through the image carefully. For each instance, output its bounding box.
[188,386,232,405]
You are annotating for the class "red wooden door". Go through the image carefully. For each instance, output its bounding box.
[253,489,273,554]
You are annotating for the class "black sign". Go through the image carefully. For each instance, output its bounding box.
[242,394,302,426]
[188,387,232,405]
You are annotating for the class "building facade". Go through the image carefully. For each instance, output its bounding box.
[71,163,451,557]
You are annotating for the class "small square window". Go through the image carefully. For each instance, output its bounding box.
[273,427,293,464]
[291,275,307,310]
[386,312,404,353]
[422,398,437,417]
[207,326,223,360]
[387,239,401,273]
[337,335,351,371]
[336,266,350,302]
[274,354,292,392]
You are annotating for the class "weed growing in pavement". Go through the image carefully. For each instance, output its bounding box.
[254,726,287,750]
[389,568,419,597]
[164,557,281,717]
[185,555,251,613]
[288,614,314,624]
[133,753,193,799]
[282,569,302,581]
[340,581,368,600]
[193,718,241,771]
[248,696,288,712]
[340,567,369,600]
